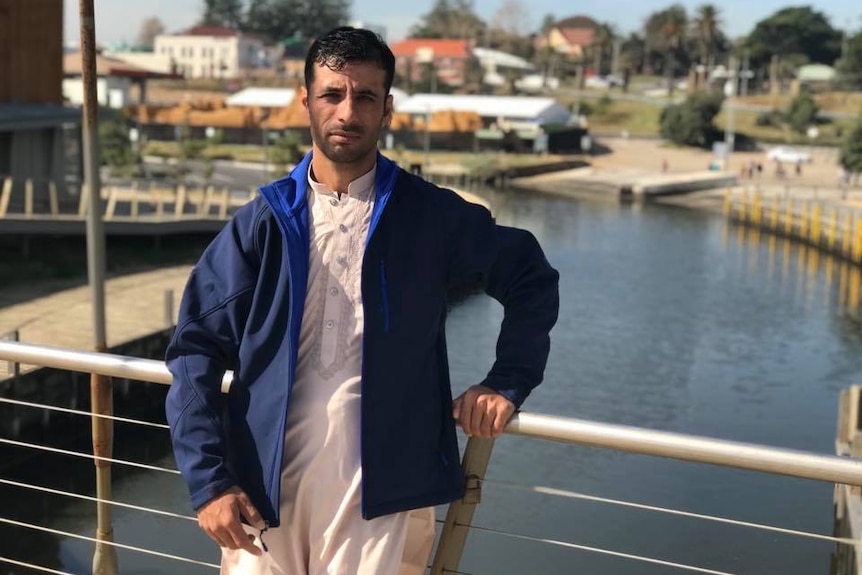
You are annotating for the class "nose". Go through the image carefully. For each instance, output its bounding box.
[336,97,357,123]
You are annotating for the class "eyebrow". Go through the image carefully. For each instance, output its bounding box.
[317,85,381,98]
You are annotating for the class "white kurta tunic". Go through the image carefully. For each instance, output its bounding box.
[221,166,435,575]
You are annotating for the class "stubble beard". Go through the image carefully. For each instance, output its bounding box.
[309,110,383,165]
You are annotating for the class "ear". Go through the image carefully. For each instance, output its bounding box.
[301,87,308,111]
[382,94,393,128]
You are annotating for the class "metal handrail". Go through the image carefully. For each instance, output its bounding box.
[2,339,861,575]
[2,339,862,485]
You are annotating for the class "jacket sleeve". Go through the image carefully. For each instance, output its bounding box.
[164,206,260,511]
[446,197,560,408]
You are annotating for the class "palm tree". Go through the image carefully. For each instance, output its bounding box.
[693,4,721,71]
[644,4,688,95]
[589,22,616,77]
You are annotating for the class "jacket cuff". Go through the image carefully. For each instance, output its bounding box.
[479,375,531,409]
[190,477,237,511]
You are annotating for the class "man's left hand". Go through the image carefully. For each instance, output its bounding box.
[452,385,516,438]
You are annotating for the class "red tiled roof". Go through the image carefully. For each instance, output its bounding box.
[389,38,470,59]
[559,27,594,47]
[176,25,240,37]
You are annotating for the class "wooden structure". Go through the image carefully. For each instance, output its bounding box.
[0,0,63,104]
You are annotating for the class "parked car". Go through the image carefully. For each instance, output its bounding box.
[766,146,813,164]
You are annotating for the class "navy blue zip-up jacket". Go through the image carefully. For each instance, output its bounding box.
[165,151,559,525]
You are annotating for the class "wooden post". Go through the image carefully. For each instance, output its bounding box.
[24,179,34,218]
[430,437,495,575]
[48,181,59,215]
[0,177,11,217]
[785,200,794,235]
[828,209,838,250]
[799,202,808,239]
[844,214,853,258]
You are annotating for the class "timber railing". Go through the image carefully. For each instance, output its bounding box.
[1,340,862,575]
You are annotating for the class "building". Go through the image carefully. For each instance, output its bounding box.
[63,52,178,108]
[0,0,79,197]
[395,94,570,130]
[535,15,597,60]
[389,38,473,88]
[471,47,536,87]
[154,26,266,79]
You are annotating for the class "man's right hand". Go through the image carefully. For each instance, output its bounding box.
[197,486,265,556]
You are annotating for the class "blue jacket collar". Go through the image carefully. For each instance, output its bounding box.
[258,150,400,229]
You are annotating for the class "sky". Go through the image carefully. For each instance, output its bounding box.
[64,0,862,47]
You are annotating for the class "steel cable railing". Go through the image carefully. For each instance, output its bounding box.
[0,518,219,570]
[0,437,180,474]
[484,478,856,545]
[0,556,75,575]
[0,397,170,430]
[2,340,862,575]
[464,524,742,575]
[0,478,196,522]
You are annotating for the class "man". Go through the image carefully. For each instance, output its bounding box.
[165,26,559,574]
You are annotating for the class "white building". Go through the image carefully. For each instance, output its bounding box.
[154,25,265,79]
[395,94,571,130]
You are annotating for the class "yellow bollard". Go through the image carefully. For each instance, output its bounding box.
[810,203,821,245]
[854,220,862,263]
[785,199,794,235]
[843,213,853,258]
[771,196,780,230]
[723,187,731,217]
[799,202,808,239]
[752,193,762,226]
[739,189,747,222]
[828,209,838,249]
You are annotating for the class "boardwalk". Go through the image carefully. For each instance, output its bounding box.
[0,265,192,378]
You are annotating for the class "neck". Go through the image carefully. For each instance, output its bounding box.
[310,148,376,194]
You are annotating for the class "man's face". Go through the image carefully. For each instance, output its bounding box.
[303,61,392,166]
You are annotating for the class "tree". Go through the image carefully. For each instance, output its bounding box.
[784,91,819,135]
[136,16,165,48]
[745,7,842,72]
[487,0,533,57]
[840,118,862,175]
[201,0,245,28]
[659,91,724,147]
[588,22,616,77]
[409,0,486,40]
[645,5,689,95]
[836,31,862,89]
[692,4,722,70]
[244,0,350,44]
[620,32,646,74]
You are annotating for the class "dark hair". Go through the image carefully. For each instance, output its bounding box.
[305,26,395,93]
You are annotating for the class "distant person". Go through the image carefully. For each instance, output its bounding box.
[795,160,802,177]
[662,159,669,173]
[164,26,560,575]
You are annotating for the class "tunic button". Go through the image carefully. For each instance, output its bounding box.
[329,198,338,206]
[330,287,339,296]
[339,224,348,233]
[336,255,347,266]
[325,320,335,329]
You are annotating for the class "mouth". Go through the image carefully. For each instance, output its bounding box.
[329,128,362,143]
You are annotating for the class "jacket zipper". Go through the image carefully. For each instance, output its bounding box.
[258,521,270,552]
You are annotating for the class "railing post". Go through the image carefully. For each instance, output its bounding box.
[164,289,174,329]
[430,437,495,575]
[91,371,117,575]
[2,330,20,377]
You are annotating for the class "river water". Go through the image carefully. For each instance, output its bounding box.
[6,187,862,574]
